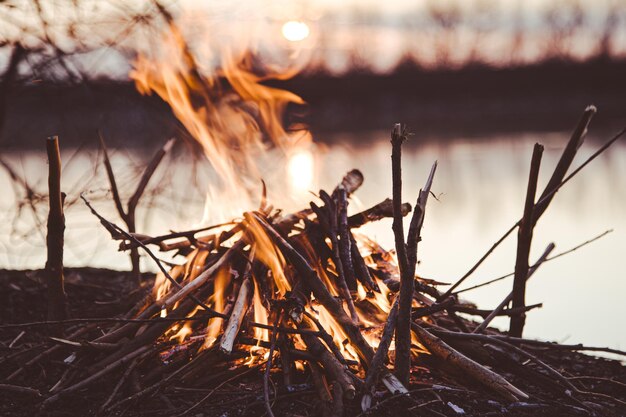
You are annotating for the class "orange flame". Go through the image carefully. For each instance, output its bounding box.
[202,266,230,349]
[244,216,291,296]
[130,16,309,218]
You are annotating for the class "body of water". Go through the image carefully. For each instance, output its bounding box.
[1,127,625,355]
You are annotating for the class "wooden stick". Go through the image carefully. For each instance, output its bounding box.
[219,278,252,354]
[0,315,219,329]
[397,160,438,380]
[533,106,595,222]
[45,136,67,330]
[161,241,243,310]
[406,161,437,264]
[296,316,356,400]
[389,131,438,382]
[6,324,97,381]
[337,185,357,293]
[333,169,364,196]
[510,144,543,337]
[452,303,543,319]
[42,344,154,407]
[390,123,412,385]
[430,328,626,357]
[278,326,296,389]
[410,322,528,401]
[474,243,555,334]
[362,297,399,411]
[309,361,332,403]
[97,131,125,229]
[411,297,456,319]
[317,192,360,323]
[302,311,348,365]
[443,332,580,393]
[348,198,411,228]
[119,221,235,250]
[349,232,380,293]
[0,384,41,397]
[390,124,410,282]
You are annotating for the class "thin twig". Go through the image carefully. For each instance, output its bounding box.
[97,131,125,224]
[454,229,612,295]
[42,345,154,407]
[473,243,555,334]
[97,134,176,281]
[431,329,626,357]
[362,297,400,411]
[0,384,42,397]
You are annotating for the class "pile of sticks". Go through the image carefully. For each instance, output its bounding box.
[2,107,626,417]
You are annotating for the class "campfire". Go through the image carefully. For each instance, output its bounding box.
[80,168,424,411]
[2,4,626,417]
[20,109,622,416]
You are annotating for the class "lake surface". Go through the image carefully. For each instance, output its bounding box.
[1,128,625,355]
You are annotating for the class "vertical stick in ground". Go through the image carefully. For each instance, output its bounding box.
[510,143,543,337]
[391,121,438,385]
[45,136,68,332]
[390,124,411,385]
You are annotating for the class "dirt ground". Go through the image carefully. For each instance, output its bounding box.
[1,268,624,417]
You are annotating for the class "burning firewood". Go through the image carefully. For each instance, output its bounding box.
[31,162,499,413]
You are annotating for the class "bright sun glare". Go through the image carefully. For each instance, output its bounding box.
[287,149,314,192]
[281,21,310,42]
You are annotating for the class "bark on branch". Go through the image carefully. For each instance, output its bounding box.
[45,136,67,331]
[510,143,543,337]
